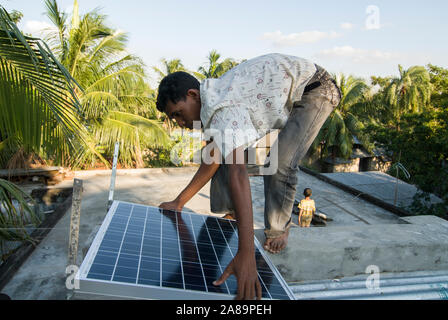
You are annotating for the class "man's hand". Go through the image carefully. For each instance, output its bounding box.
[213,251,262,300]
[159,200,183,212]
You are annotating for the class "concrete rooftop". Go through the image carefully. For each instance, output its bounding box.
[1,167,447,300]
[321,171,444,209]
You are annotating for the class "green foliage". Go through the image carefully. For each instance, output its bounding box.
[311,64,446,218]
[153,58,187,81]
[383,65,431,127]
[9,10,23,24]
[43,0,170,168]
[144,136,183,168]
[427,64,448,108]
[370,108,448,217]
[311,74,373,159]
[2,2,446,219]
[144,146,178,168]
[197,50,240,79]
[0,179,40,243]
[0,5,105,168]
[409,190,448,218]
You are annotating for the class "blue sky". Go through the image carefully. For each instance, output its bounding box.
[3,0,448,86]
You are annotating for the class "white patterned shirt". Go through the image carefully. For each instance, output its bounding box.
[200,53,317,160]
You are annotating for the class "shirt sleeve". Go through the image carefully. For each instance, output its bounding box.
[208,106,259,161]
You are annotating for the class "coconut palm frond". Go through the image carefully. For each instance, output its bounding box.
[0,137,20,169]
[0,178,40,242]
[105,111,170,147]
[0,7,105,167]
[99,54,143,76]
[80,91,122,119]
[325,111,343,147]
[344,112,361,133]
[87,30,128,65]
[345,112,374,153]
[71,0,80,30]
[86,65,145,93]
[152,58,188,81]
[197,50,240,79]
[384,65,431,126]
[87,111,170,167]
[43,0,69,60]
[337,75,369,111]
[66,11,112,77]
[118,94,158,118]
[152,66,166,80]
[311,74,375,160]
[69,132,109,169]
[42,1,170,169]
[191,71,206,81]
[338,134,352,159]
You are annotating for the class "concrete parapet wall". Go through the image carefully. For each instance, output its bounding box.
[255,215,448,283]
[73,167,199,178]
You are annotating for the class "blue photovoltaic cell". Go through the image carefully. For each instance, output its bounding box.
[85,202,292,299]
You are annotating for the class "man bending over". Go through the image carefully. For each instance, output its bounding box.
[157,53,341,300]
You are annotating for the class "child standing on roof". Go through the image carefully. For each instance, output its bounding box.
[298,188,315,228]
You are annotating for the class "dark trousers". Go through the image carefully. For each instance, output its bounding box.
[210,66,341,238]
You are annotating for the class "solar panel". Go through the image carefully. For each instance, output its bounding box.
[75,201,295,300]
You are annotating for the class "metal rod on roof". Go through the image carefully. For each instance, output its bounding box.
[294,283,448,300]
[290,271,448,300]
[107,142,120,211]
[290,273,448,293]
[392,151,410,206]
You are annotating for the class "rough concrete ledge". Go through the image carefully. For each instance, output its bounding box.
[298,166,412,217]
[255,215,448,283]
[73,166,199,178]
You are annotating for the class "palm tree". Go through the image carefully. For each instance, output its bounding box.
[9,10,23,24]
[43,0,170,168]
[153,57,206,81]
[384,65,431,129]
[311,74,374,159]
[197,50,239,79]
[153,58,186,80]
[0,178,40,249]
[0,6,97,248]
[0,5,104,169]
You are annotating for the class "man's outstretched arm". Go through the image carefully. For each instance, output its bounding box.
[159,141,220,211]
[213,146,262,300]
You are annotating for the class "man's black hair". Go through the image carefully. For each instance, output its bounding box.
[156,71,200,113]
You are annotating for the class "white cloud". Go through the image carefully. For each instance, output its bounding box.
[22,20,57,37]
[316,45,403,64]
[340,22,354,30]
[261,30,341,47]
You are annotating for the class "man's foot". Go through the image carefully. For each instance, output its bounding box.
[263,229,289,254]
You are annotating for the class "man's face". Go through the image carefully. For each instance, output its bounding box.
[165,89,202,130]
